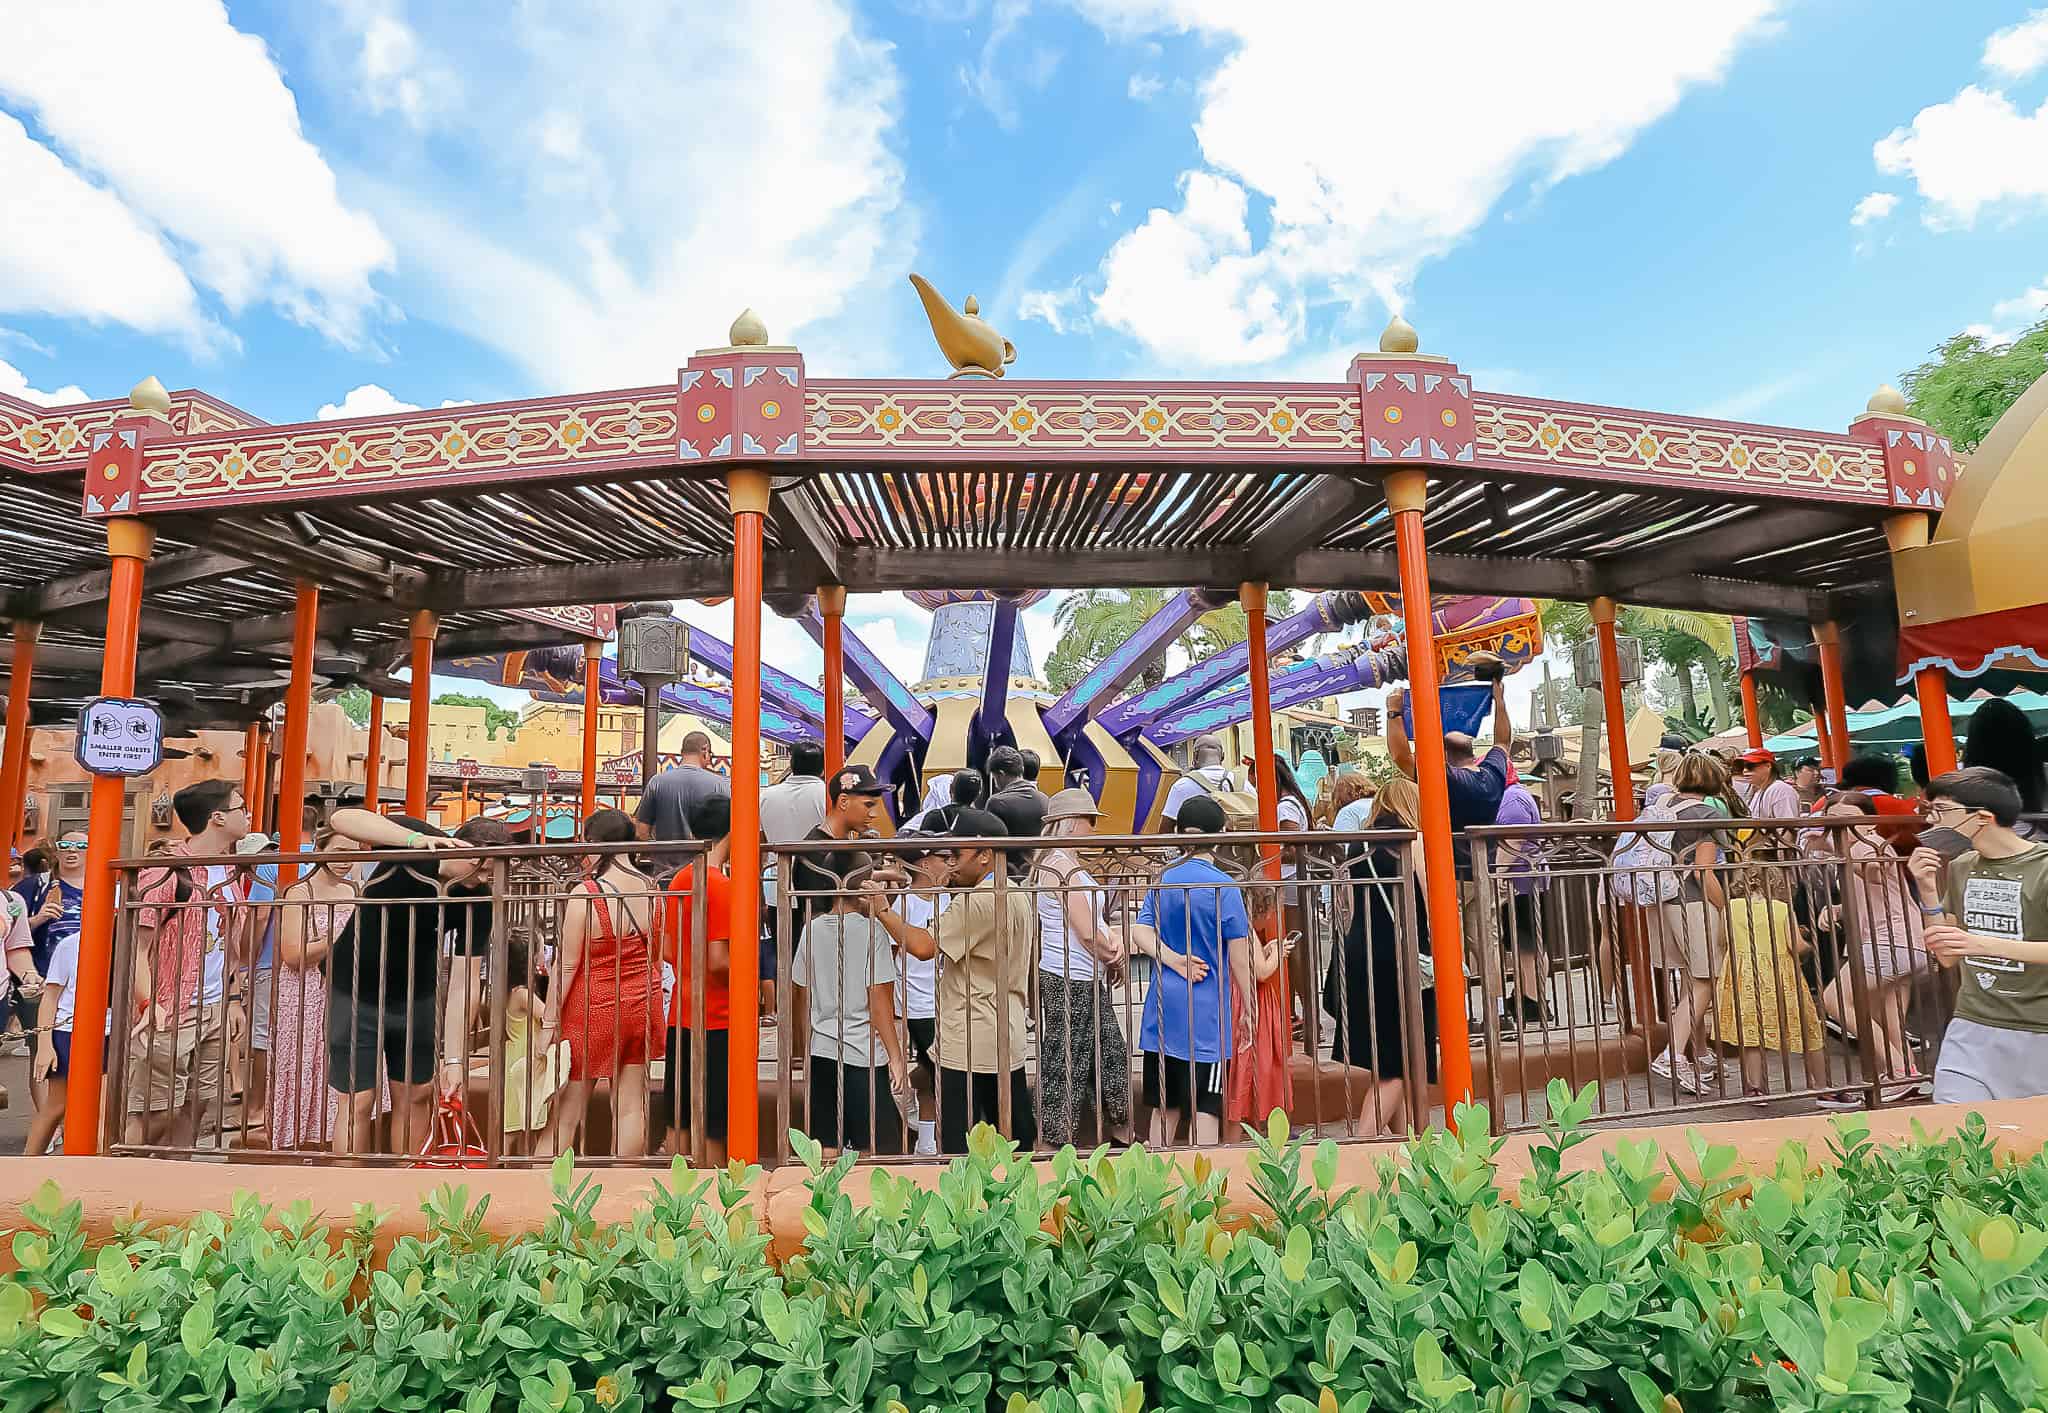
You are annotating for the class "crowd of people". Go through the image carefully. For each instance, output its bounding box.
[5,691,2045,1160]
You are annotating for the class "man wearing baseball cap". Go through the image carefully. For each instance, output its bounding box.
[928,806,1036,1152]
[1734,747,1802,819]
[788,765,891,937]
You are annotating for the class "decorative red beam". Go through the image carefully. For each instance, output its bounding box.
[82,360,1952,520]
[1,387,264,475]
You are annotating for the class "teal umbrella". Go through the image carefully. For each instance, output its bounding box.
[1762,690,2048,756]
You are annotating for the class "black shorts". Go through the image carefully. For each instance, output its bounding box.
[807,1056,900,1152]
[905,1017,936,1069]
[662,1027,729,1140]
[328,990,438,1091]
[49,1029,71,1078]
[937,1066,1037,1155]
[1142,1051,1225,1120]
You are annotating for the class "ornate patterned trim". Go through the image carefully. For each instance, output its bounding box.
[118,390,679,512]
[1474,393,1886,501]
[1,390,265,474]
[803,381,1365,459]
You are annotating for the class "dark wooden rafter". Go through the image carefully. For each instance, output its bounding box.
[6,548,252,620]
[1241,473,1380,582]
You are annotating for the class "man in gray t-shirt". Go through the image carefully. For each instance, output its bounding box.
[636,731,731,841]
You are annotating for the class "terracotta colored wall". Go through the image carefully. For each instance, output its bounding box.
[3,1099,2043,1272]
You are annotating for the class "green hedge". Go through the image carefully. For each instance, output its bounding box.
[6,1083,2048,1412]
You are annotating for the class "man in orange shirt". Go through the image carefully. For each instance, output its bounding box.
[662,795,733,1164]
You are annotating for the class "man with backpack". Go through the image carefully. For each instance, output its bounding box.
[1159,737,1243,831]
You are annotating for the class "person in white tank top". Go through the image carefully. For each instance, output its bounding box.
[1033,790,1132,1148]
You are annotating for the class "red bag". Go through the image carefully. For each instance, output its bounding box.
[1225,961,1293,1135]
[411,1092,491,1168]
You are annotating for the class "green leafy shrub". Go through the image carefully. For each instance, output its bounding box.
[6,1083,2048,1411]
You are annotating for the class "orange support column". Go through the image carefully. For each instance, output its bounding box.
[819,586,847,779]
[1915,666,1958,777]
[580,639,602,821]
[66,518,153,1154]
[1740,669,1764,751]
[726,469,768,1163]
[406,611,436,818]
[1385,469,1474,1114]
[1,620,39,855]
[1590,598,1637,821]
[240,719,263,822]
[1241,581,1282,851]
[1816,620,1852,775]
[275,582,318,857]
[364,694,385,812]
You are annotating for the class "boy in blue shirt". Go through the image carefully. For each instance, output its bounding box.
[1130,795,1279,1145]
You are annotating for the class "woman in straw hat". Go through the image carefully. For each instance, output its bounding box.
[1032,787,1133,1148]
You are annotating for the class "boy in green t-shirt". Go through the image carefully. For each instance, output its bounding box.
[1911,767,2048,1104]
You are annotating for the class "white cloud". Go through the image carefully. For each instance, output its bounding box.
[1849,191,1898,226]
[0,0,393,347]
[1127,72,1164,101]
[962,0,1061,129]
[0,113,218,346]
[1874,86,2048,228]
[0,358,89,407]
[1985,8,2048,79]
[1067,1,1783,367]
[328,0,450,128]
[349,0,910,389]
[316,383,474,419]
[1964,276,2048,347]
[1018,286,1085,334]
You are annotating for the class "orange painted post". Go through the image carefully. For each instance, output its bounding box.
[1242,582,1281,865]
[1590,598,1636,822]
[275,581,318,858]
[241,720,263,822]
[580,640,602,821]
[66,517,153,1154]
[1385,468,1474,1115]
[1740,669,1764,750]
[726,469,769,1163]
[1915,665,1958,777]
[819,585,847,780]
[406,611,436,818]
[0,620,39,855]
[1812,707,1836,775]
[1816,620,1852,775]
[364,693,385,812]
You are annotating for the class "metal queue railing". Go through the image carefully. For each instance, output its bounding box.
[96,817,1955,1167]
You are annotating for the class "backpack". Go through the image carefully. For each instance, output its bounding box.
[1610,799,1684,906]
[1184,769,1261,832]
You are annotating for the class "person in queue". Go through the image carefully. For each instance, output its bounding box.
[1808,791,1930,1106]
[662,795,733,1164]
[867,829,949,1154]
[1326,771,1376,833]
[18,831,83,1131]
[759,740,829,1023]
[1128,794,1279,1146]
[1734,747,1802,818]
[1031,788,1132,1149]
[542,808,662,1158]
[128,780,251,1148]
[7,846,53,1062]
[1962,698,2047,818]
[267,821,371,1151]
[871,806,1034,1152]
[1384,654,1512,1032]
[1791,758,1825,811]
[1838,753,1923,854]
[793,862,910,1155]
[789,765,889,934]
[1493,762,1552,1032]
[1158,736,1235,830]
[1911,767,2048,1102]
[635,730,730,841]
[321,807,511,1156]
[1645,751,1731,1097]
[984,746,1047,875]
[1326,777,1434,1134]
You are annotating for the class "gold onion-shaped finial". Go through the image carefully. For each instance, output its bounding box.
[1378,314,1419,355]
[128,374,172,419]
[728,308,768,347]
[1866,382,1908,415]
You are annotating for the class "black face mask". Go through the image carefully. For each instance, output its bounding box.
[1917,824,1979,859]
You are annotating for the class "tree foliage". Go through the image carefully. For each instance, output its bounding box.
[334,686,371,727]
[432,691,521,741]
[1903,318,2048,452]
[1045,589,1299,695]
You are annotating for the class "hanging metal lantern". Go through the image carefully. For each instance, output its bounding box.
[1572,635,1643,689]
[615,602,689,683]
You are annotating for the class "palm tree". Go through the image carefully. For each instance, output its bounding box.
[1043,588,1302,695]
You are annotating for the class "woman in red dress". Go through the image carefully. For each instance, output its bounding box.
[541,809,661,1156]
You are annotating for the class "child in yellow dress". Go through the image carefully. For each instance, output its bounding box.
[1714,861,1827,1097]
[500,931,565,1154]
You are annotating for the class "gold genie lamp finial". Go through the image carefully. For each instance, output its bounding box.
[908,273,1016,379]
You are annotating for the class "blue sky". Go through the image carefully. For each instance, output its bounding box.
[5,1,2048,712]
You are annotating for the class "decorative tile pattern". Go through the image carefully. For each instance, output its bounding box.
[506,604,619,638]
[1351,357,1477,465]
[1472,394,1886,501]
[116,391,678,512]
[678,352,804,461]
[802,382,1365,458]
[1864,418,1958,511]
[1,392,263,472]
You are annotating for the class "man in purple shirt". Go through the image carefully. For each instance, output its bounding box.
[1492,776,1552,1029]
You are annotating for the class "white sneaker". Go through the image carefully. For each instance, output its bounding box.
[1694,1052,1721,1080]
[914,1119,938,1157]
[1650,1053,1700,1095]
